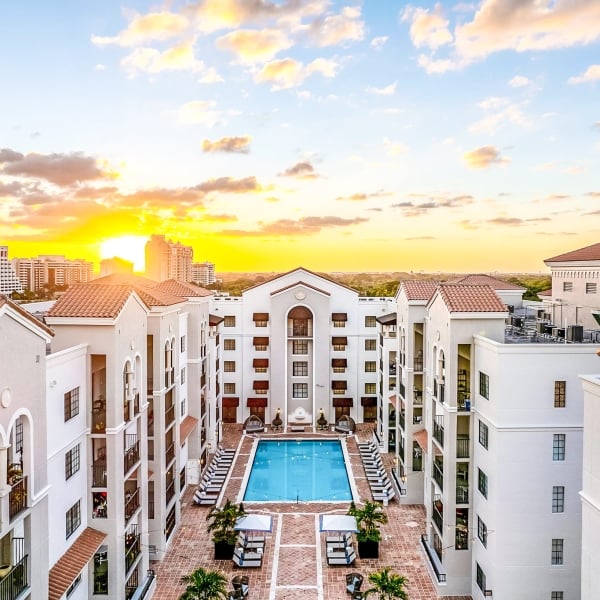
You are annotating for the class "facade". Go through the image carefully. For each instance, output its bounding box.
[191,261,216,286]
[144,235,193,283]
[0,246,23,295]
[12,254,93,293]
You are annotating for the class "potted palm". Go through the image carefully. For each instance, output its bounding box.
[348,500,388,559]
[206,498,246,560]
[179,567,228,599]
[364,567,408,600]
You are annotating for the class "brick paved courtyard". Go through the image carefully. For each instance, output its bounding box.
[152,425,471,600]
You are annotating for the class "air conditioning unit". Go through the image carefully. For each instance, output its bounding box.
[567,325,584,343]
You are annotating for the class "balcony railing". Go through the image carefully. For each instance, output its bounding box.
[92,409,106,433]
[125,533,141,574]
[398,412,405,430]
[165,442,175,466]
[165,404,175,428]
[432,501,444,533]
[456,437,470,458]
[9,476,28,520]
[92,465,107,488]
[413,357,423,371]
[433,417,444,448]
[166,480,175,505]
[420,535,446,583]
[124,488,140,523]
[413,389,423,405]
[288,326,313,337]
[0,554,28,598]
[399,382,406,399]
[456,485,469,504]
[433,462,444,490]
[124,436,140,474]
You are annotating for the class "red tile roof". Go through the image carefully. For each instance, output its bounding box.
[0,295,54,337]
[244,267,357,294]
[437,284,507,313]
[451,274,524,290]
[47,284,138,318]
[48,527,106,600]
[155,279,213,298]
[270,280,331,297]
[544,242,600,263]
[538,289,552,297]
[401,280,439,301]
[413,429,428,453]
[180,415,198,442]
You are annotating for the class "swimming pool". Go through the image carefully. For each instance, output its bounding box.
[243,440,352,502]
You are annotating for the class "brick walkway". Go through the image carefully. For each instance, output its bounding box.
[152,425,471,600]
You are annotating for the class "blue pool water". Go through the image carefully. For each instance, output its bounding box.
[243,440,352,502]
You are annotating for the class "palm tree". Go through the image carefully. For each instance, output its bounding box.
[206,498,246,545]
[347,500,388,542]
[179,567,228,600]
[365,567,408,600]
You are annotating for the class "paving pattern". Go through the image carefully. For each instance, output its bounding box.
[152,425,472,600]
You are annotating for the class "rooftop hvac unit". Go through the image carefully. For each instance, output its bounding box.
[567,324,584,343]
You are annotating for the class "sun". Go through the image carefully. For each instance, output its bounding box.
[99,235,148,272]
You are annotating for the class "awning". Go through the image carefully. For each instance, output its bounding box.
[414,429,428,453]
[48,527,106,600]
[180,415,198,443]
[222,397,239,407]
[209,314,224,326]
[253,312,269,321]
[388,394,398,410]
[319,514,358,533]
[332,336,348,345]
[235,514,273,532]
[376,312,397,325]
[332,312,348,321]
[332,398,353,407]
[247,398,268,407]
[331,380,347,390]
[253,336,269,345]
[361,397,377,407]
[253,380,269,390]
[332,358,347,368]
[253,358,269,368]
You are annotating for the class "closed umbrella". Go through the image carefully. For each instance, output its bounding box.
[319,514,358,533]
[234,514,273,532]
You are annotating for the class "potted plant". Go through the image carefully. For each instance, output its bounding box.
[364,567,408,600]
[348,500,388,559]
[206,498,246,560]
[179,567,228,600]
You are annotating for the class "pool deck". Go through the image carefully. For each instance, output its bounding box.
[151,424,472,600]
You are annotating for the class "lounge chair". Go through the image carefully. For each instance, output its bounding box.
[335,415,356,434]
[232,546,262,568]
[228,590,244,600]
[231,575,249,598]
[244,414,265,434]
[193,490,218,505]
[372,488,396,502]
[346,572,364,595]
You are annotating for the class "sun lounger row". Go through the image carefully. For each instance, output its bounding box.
[193,448,236,505]
[358,441,396,502]
[233,533,265,568]
[326,535,356,566]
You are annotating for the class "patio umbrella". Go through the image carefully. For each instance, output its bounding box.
[319,514,358,533]
[234,514,273,532]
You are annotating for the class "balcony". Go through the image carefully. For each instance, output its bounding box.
[123,398,131,423]
[125,531,141,574]
[9,476,28,521]
[432,461,444,491]
[165,442,175,466]
[456,484,469,504]
[166,479,175,505]
[456,436,470,459]
[413,357,423,371]
[421,535,446,583]
[433,416,444,448]
[432,498,444,533]
[92,464,107,488]
[165,404,175,428]
[124,436,140,475]
[398,411,405,431]
[124,488,140,523]
[413,389,423,405]
[0,554,28,598]
[92,407,106,434]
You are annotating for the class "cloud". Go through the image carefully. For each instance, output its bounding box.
[487,217,523,225]
[198,67,224,83]
[202,213,238,222]
[366,82,397,95]
[91,11,189,46]
[508,75,531,88]
[463,145,510,169]
[586,191,600,198]
[0,150,115,186]
[193,176,265,194]
[392,193,474,216]
[402,4,453,50]
[307,6,365,47]
[278,161,319,179]
[405,236,435,240]
[370,36,389,50]
[121,43,206,76]
[178,100,223,127]
[215,28,292,63]
[202,136,251,153]
[384,138,408,157]
[469,103,531,134]
[568,64,600,84]
[477,96,509,110]
[336,190,392,202]
[255,57,338,89]
[221,215,368,237]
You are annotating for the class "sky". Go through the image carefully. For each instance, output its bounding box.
[1,0,599,273]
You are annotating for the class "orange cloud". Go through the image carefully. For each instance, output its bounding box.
[220,215,368,237]
[463,146,510,169]
[202,136,251,153]
[568,64,600,84]
[255,57,337,89]
[215,28,292,63]
[278,161,319,179]
[121,43,205,76]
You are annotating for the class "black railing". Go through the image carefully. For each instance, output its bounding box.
[456,485,469,504]
[165,442,175,466]
[413,357,423,371]
[433,417,444,448]
[166,480,175,505]
[432,502,443,533]
[433,462,444,490]
[125,567,139,600]
[92,465,107,488]
[124,488,140,522]
[420,535,446,583]
[398,412,405,430]
[165,404,175,428]
[0,554,28,599]
[125,534,141,574]
[124,437,140,474]
[456,437,470,458]
[9,477,27,520]
[139,570,155,599]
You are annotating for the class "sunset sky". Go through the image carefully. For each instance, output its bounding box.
[1,1,599,273]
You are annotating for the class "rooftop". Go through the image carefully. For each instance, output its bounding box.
[436,284,507,313]
[544,241,600,263]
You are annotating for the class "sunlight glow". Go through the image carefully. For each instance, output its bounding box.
[99,236,148,272]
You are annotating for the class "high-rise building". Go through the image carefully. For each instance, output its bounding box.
[99,257,134,277]
[0,245,24,295]
[191,261,216,286]
[11,254,93,292]
[144,235,193,282]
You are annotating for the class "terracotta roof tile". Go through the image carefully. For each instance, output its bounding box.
[544,242,600,263]
[47,284,138,318]
[155,279,213,298]
[0,295,54,337]
[270,280,331,297]
[451,274,524,290]
[401,280,439,301]
[180,415,199,442]
[90,273,158,287]
[413,429,428,453]
[48,527,106,600]
[437,284,507,313]
[244,267,357,294]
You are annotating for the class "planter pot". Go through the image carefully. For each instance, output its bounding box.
[214,541,235,560]
[357,540,379,559]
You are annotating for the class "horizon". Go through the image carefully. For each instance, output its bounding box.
[1,2,599,272]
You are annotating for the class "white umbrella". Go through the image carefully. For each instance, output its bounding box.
[234,514,273,532]
[319,514,358,533]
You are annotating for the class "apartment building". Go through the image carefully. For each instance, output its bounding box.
[383,252,600,599]
[191,261,216,287]
[212,268,394,429]
[0,246,23,295]
[11,254,93,293]
[145,235,193,283]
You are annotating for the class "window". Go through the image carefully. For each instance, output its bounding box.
[180,367,186,384]
[333,320,345,328]
[332,337,347,351]
[551,592,564,600]
[224,383,236,394]
[365,338,376,351]
[253,313,268,327]
[180,397,186,416]
[477,516,487,547]
[293,383,308,398]
[563,282,572,292]
[554,381,566,407]
[180,335,186,353]
[293,340,308,354]
[332,313,347,328]
[365,383,377,394]
[476,563,486,593]
[224,315,236,327]
[479,420,489,449]
[553,434,566,461]
[365,315,377,327]
[223,339,236,351]
[253,337,268,351]
[586,282,597,294]
[66,500,81,539]
[64,387,80,421]
[552,486,565,513]
[551,538,564,565]
[479,372,489,399]
[293,362,308,376]
[364,361,376,373]
[224,361,236,373]
[65,444,80,480]
[66,574,82,597]
[478,468,488,498]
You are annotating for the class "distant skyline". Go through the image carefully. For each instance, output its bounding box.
[1,1,599,273]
